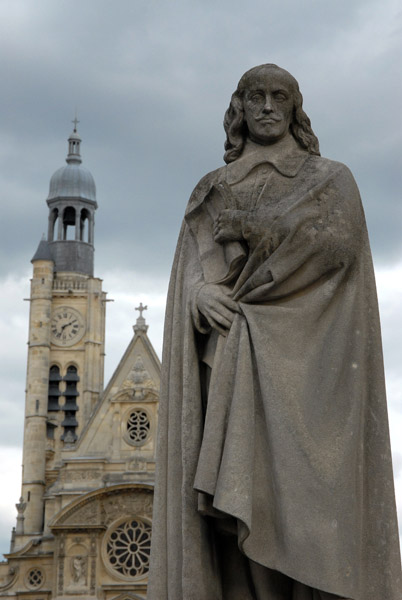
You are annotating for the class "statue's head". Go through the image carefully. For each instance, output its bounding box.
[224,64,320,163]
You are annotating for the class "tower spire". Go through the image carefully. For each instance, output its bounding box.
[67,115,82,165]
[46,124,97,275]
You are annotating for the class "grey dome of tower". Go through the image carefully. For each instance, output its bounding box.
[47,129,96,202]
[47,164,96,202]
[45,124,97,276]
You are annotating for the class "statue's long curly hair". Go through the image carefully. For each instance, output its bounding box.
[223,64,320,164]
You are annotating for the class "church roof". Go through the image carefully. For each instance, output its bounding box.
[31,237,53,263]
[71,306,161,456]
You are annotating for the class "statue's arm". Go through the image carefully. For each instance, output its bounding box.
[233,164,365,302]
[213,209,248,243]
[184,171,244,335]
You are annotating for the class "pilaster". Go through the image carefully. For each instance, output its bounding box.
[21,257,54,535]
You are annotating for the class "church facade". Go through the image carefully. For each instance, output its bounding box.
[0,127,160,600]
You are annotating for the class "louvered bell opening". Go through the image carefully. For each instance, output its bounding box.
[49,372,62,382]
[49,366,62,381]
[64,385,79,397]
[61,414,78,428]
[64,371,80,382]
[48,384,62,395]
[48,396,61,412]
[63,398,79,411]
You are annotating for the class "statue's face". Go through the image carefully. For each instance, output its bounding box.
[243,69,294,145]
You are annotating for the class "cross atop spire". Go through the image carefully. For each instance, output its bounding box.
[134,302,148,333]
[135,303,147,318]
[72,112,80,133]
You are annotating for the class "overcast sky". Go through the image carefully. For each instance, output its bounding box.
[0,0,401,558]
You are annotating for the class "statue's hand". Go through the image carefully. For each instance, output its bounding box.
[213,209,246,243]
[197,283,241,336]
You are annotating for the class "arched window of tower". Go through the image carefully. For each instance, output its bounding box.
[49,207,59,241]
[64,364,80,383]
[63,206,76,241]
[61,365,79,443]
[80,208,90,242]
[48,365,62,412]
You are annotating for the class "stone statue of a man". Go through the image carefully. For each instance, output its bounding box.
[148,64,401,599]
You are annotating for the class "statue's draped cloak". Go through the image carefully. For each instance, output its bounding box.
[148,148,401,600]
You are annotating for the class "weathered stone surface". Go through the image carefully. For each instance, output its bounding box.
[148,64,402,599]
[54,488,153,527]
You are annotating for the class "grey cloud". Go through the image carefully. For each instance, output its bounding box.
[0,399,24,447]
[1,0,401,277]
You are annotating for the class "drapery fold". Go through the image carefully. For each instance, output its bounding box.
[147,153,401,600]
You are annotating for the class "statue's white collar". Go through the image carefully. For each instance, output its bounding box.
[225,135,309,184]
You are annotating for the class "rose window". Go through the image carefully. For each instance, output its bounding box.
[105,518,152,579]
[126,409,151,445]
[26,568,44,589]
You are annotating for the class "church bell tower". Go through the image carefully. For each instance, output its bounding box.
[46,121,96,276]
[20,123,106,539]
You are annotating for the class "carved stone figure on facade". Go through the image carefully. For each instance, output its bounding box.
[71,555,87,586]
[148,64,402,599]
[15,496,26,535]
[123,355,154,398]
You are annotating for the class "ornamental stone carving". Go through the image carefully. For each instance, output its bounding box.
[25,567,45,590]
[0,567,19,592]
[63,469,102,483]
[124,408,151,446]
[58,534,66,595]
[54,487,153,528]
[102,490,153,526]
[57,499,100,527]
[121,356,156,399]
[102,517,152,581]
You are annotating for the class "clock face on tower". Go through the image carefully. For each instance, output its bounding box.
[50,306,86,347]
